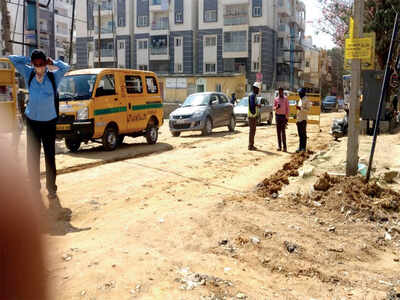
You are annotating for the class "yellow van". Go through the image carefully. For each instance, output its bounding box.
[56,68,163,152]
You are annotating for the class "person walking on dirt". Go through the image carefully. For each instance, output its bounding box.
[274,87,289,152]
[248,82,262,151]
[296,88,311,153]
[8,50,70,212]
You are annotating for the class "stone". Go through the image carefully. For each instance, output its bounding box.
[284,241,297,253]
[384,171,399,183]
[328,226,336,233]
[62,254,72,261]
[251,237,260,245]
[219,239,229,246]
[236,293,247,299]
[313,201,322,207]
[385,232,392,241]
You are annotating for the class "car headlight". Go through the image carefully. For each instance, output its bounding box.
[77,107,89,120]
[193,111,204,118]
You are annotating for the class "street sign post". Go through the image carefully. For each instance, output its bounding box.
[345,37,373,60]
[344,32,376,70]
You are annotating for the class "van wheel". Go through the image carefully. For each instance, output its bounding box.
[117,135,125,145]
[202,117,213,136]
[171,131,181,137]
[228,115,236,132]
[103,126,118,151]
[65,138,81,153]
[146,123,158,144]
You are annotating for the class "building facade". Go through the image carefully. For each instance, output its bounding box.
[2,0,73,59]
[75,0,134,69]
[74,0,306,91]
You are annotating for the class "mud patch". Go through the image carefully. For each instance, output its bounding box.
[293,173,400,221]
[257,151,313,196]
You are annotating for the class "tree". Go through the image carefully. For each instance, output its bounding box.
[328,48,345,97]
[318,0,400,69]
[0,0,13,55]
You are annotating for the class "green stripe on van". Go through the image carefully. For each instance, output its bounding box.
[94,106,127,116]
[132,103,163,111]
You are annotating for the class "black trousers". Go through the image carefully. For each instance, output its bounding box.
[248,117,257,147]
[276,114,287,149]
[296,120,307,151]
[26,118,57,195]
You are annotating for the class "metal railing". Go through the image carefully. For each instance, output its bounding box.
[223,15,248,26]
[224,42,247,52]
[151,47,168,55]
[95,49,114,57]
[151,18,169,30]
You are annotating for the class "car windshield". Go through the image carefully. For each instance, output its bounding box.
[324,96,336,103]
[182,94,210,107]
[58,74,97,101]
[237,97,249,107]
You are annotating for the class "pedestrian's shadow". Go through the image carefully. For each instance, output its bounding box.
[254,149,279,155]
[45,209,91,236]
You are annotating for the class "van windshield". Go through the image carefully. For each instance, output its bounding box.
[59,74,97,101]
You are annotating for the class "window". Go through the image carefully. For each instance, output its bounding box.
[175,37,182,47]
[175,63,183,73]
[97,74,116,96]
[205,63,216,73]
[118,17,125,27]
[253,33,261,43]
[219,94,229,103]
[204,10,217,22]
[137,15,148,27]
[205,36,216,47]
[216,84,222,93]
[138,40,148,49]
[210,94,218,104]
[146,77,158,94]
[125,75,143,94]
[252,62,260,72]
[119,41,125,49]
[253,6,262,17]
[139,65,148,71]
[175,11,183,24]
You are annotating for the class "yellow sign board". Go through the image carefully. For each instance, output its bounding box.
[287,93,321,127]
[345,37,373,60]
[344,32,376,70]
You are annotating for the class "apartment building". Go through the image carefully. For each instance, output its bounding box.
[3,0,73,59]
[133,0,198,74]
[276,0,306,90]
[197,0,278,91]
[76,0,134,69]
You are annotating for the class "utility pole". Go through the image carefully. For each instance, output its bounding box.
[98,3,101,67]
[36,0,40,49]
[69,0,76,65]
[346,0,364,176]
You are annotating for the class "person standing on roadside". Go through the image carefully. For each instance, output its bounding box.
[274,88,289,152]
[248,82,262,151]
[296,88,311,153]
[8,50,70,211]
[231,93,237,106]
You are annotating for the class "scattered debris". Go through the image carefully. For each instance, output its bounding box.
[328,226,336,233]
[62,254,72,261]
[80,290,86,296]
[383,171,399,183]
[177,268,233,291]
[328,248,344,253]
[284,241,298,253]
[219,239,229,246]
[314,173,333,191]
[386,288,400,300]
[385,232,392,241]
[250,236,260,245]
[263,230,274,239]
[236,293,247,299]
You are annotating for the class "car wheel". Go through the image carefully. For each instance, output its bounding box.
[256,115,262,126]
[146,122,158,144]
[171,131,181,137]
[202,117,213,136]
[102,125,118,151]
[228,115,236,132]
[65,138,81,153]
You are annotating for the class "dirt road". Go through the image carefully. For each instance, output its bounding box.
[44,113,400,299]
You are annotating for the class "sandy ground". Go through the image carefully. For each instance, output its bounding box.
[23,113,400,299]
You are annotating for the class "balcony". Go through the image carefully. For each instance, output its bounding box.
[224,15,248,26]
[277,0,291,17]
[151,18,169,30]
[278,24,290,38]
[95,49,114,57]
[150,47,168,55]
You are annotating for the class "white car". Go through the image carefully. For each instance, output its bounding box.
[234,97,273,125]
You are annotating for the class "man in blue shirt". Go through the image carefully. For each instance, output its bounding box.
[248,82,262,151]
[9,50,70,211]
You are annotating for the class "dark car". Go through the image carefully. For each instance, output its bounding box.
[169,92,236,136]
[322,96,338,112]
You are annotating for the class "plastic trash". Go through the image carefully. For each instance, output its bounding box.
[358,163,367,177]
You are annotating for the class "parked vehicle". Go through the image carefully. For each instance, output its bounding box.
[322,96,338,112]
[331,110,349,140]
[56,68,164,152]
[169,92,235,136]
[234,96,273,125]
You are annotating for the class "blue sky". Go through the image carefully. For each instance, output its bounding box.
[305,0,337,49]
